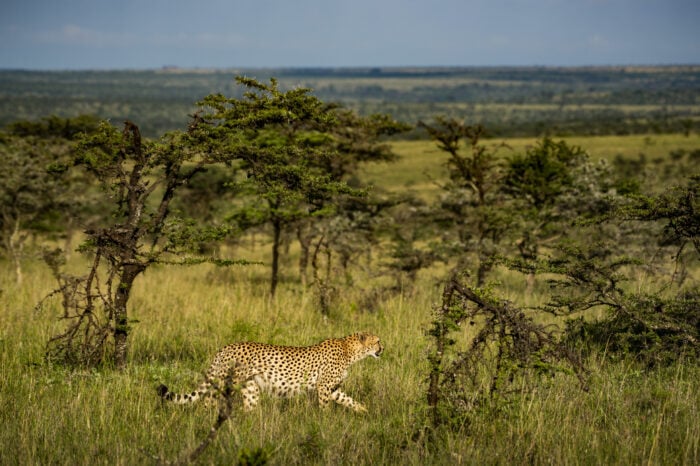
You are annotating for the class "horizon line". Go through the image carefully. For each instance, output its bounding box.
[2,63,700,73]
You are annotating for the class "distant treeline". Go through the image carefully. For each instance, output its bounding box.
[1,66,699,138]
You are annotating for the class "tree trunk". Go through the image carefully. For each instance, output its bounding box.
[112,263,144,369]
[477,260,488,288]
[427,281,456,427]
[5,216,27,285]
[296,222,312,288]
[270,218,282,297]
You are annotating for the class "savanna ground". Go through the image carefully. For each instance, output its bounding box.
[1,134,699,465]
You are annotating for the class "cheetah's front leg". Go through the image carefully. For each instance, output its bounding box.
[317,371,367,413]
[330,389,367,413]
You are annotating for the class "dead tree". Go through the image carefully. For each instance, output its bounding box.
[426,275,589,428]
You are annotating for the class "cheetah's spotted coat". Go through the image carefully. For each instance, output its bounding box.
[157,332,383,412]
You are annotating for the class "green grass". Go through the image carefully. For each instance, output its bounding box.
[365,133,700,199]
[2,263,699,465]
[2,132,700,465]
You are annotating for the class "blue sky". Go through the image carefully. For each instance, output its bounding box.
[1,0,699,69]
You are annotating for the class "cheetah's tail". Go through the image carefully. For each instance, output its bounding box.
[157,383,208,404]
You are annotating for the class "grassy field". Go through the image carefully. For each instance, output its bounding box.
[1,133,699,465]
[365,133,700,199]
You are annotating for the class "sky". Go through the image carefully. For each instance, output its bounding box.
[1,0,699,70]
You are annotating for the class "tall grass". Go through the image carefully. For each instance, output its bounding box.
[2,257,699,465]
[1,133,699,465]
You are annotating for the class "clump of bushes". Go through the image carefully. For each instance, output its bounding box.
[565,289,700,367]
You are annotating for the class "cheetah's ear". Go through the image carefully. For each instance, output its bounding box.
[358,332,368,343]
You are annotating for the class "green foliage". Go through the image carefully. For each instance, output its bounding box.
[0,135,71,231]
[509,240,640,315]
[193,76,406,296]
[503,137,587,209]
[426,275,589,430]
[0,123,92,284]
[316,108,410,180]
[41,119,237,368]
[158,217,232,254]
[73,121,207,252]
[565,289,700,367]
[539,175,700,366]
[501,138,621,278]
[195,77,364,211]
[172,165,236,221]
[507,221,699,367]
[7,114,101,140]
[618,175,700,257]
[421,118,513,285]
[195,78,362,296]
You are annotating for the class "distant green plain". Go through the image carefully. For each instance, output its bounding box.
[365,133,700,199]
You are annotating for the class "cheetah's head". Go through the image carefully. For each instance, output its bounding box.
[352,332,383,359]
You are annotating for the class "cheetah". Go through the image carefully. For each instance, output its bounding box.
[157,332,383,413]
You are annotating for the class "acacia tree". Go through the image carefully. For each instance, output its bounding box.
[41,119,232,368]
[194,77,355,296]
[0,117,98,284]
[420,118,512,286]
[509,234,700,367]
[0,135,60,283]
[500,138,591,288]
[297,108,410,293]
[315,108,408,180]
[618,174,699,259]
[194,77,405,296]
[500,173,699,367]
